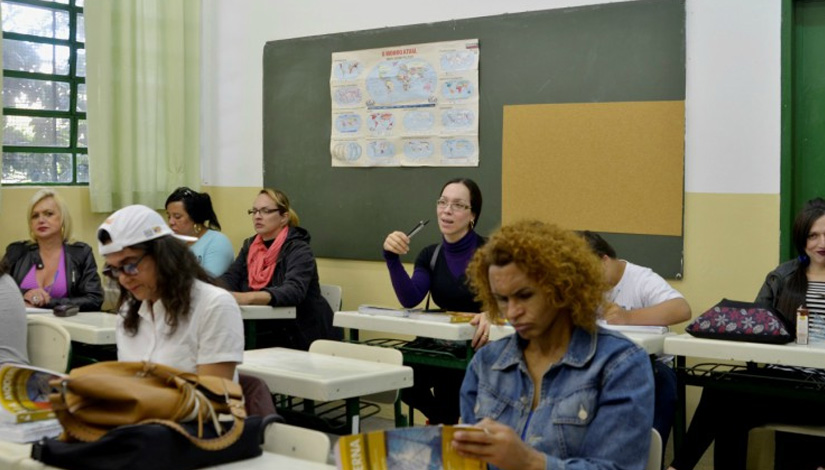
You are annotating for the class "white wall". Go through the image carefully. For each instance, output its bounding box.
[201,0,781,194]
[684,0,780,194]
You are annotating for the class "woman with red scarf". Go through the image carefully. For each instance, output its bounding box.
[221,188,339,350]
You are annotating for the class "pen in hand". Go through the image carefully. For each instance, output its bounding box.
[406,220,429,239]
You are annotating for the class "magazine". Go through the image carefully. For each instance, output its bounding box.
[335,425,484,470]
[0,362,64,424]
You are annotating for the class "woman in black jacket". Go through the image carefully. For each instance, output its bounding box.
[2,189,103,311]
[669,197,825,470]
[221,188,338,350]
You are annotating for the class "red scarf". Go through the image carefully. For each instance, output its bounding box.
[247,227,289,290]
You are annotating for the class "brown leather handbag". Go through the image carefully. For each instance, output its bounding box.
[49,361,247,450]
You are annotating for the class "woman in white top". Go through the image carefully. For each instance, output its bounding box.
[97,205,243,380]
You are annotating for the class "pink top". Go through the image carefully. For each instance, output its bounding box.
[20,247,68,298]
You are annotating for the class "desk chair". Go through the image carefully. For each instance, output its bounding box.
[27,317,71,372]
[320,284,342,311]
[305,340,407,429]
[647,428,663,470]
[263,421,331,464]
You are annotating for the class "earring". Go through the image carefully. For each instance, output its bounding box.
[194,224,202,235]
[470,219,475,229]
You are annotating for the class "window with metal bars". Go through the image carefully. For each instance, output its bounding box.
[1,0,86,185]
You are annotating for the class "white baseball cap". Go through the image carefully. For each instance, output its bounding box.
[98,204,196,255]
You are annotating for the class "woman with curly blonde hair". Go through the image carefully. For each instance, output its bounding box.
[452,220,655,470]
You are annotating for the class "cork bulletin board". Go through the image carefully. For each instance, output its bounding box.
[502,101,685,236]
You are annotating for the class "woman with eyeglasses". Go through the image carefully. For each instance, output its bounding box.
[2,189,103,311]
[98,205,243,379]
[220,188,338,350]
[165,187,234,277]
[381,177,488,424]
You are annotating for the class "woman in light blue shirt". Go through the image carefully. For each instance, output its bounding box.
[452,220,654,470]
[165,187,234,277]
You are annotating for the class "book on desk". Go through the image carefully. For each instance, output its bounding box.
[597,320,669,335]
[358,305,475,323]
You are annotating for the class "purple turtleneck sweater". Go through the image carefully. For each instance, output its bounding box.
[383,230,483,312]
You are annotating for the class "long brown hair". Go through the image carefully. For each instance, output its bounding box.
[101,234,213,336]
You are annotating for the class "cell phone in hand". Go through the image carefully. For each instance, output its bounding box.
[53,304,79,317]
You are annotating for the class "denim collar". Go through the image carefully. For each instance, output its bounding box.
[491,326,597,371]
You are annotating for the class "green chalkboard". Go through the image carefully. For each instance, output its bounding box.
[263,0,685,276]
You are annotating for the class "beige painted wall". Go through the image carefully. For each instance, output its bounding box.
[0,187,782,316]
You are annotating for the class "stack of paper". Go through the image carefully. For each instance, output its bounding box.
[0,419,62,443]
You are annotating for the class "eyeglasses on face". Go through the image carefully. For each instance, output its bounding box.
[247,207,282,216]
[103,253,147,279]
[436,199,471,212]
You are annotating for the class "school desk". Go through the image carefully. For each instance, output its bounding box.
[237,347,413,434]
[238,305,296,349]
[663,334,825,459]
[27,307,296,350]
[335,310,671,360]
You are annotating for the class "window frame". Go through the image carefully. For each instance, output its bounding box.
[1,0,86,186]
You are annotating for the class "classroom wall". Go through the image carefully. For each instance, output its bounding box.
[197,0,782,315]
[0,0,782,439]
[0,0,783,326]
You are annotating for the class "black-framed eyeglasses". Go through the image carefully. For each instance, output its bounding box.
[436,199,471,212]
[103,253,147,279]
[248,207,282,216]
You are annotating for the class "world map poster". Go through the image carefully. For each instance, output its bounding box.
[330,39,480,167]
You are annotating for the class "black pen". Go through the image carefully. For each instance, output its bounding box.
[406,220,429,239]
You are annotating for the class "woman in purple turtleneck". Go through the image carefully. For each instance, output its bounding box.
[382,177,489,424]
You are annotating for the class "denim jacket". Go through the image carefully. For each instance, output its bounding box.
[460,326,654,470]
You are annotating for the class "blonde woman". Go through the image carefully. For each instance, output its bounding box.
[221,188,339,350]
[2,189,102,311]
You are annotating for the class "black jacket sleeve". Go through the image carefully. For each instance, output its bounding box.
[48,243,103,312]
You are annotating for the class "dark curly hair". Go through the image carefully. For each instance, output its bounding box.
[468,220,607,333]
[99,233,213,336]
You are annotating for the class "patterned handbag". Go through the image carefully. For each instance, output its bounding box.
[685,299,793,344]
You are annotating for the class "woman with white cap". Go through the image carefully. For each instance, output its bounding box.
[97,205,244,380]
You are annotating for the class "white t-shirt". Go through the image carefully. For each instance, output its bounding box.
[117,280,244,374]
[607,261,683,311]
